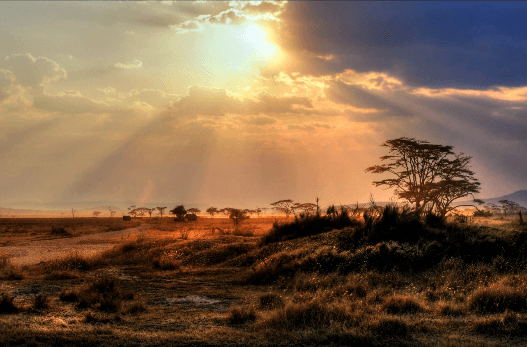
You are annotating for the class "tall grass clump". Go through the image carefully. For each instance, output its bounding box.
[261,207,361,245]
[468,284,527,313]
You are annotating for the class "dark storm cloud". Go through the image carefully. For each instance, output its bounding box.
[279,2,527,88]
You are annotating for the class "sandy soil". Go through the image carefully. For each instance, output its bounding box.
[0,223,153,266]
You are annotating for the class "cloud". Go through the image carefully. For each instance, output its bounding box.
[171,4,282,34]
[3,53,67,87]
[246,115,277,126]
[276,2,527,88]
[114,60,142,69]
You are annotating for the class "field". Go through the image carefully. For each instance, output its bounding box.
[1,212,527,346]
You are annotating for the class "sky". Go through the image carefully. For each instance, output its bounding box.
[0,1,526,209]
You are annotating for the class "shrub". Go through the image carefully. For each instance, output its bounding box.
[473,311,527,336]
[0,294,18,314]
[227,306,257,325]
[33,294,50,310]
[382,295,424,315]
[468,285,527,313]
[259,293,284,310]
[44,252,102,272]
[51,226,71,236]
[373,317,410,337]
[59,289,79,302]
[152,256,181,271]
[60,276,124,312]
[262,299,350,330]
[45,270,80,280]
[124,301,147,315]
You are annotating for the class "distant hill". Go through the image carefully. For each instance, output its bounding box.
[455,190,527,208]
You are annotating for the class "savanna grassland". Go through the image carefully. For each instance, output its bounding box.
[1,212,527,346]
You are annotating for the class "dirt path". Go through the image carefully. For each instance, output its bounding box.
[0,223,153,266]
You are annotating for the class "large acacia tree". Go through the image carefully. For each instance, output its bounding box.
[365,137,480,217]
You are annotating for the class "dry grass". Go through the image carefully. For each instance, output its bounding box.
[0,217,143,245]
[3,214,527,346]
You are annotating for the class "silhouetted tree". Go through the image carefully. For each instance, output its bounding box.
[156,207,167,217]
[128,205,137,218]
[366,137,480,217]
[71,208,77,219]
[206,207,219,218]
[271,199,295,217]
[499,200,522,215]
[147,208,155,217]
[92,211,101,217]
[108,206,116,217]
[255,207,262,217]
[170,205,187,221]
[187,208,201,215]
[229,208,249,228]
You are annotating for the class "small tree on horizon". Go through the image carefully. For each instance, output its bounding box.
[271,199,295,217]
[71,208,77,219]
[206,207,219,218]
[187,208,201,215]
[229,208,249,228]
[156,207,167,217]
[92,211,101,217]
[170,205,187,221]
[108,206,116,217]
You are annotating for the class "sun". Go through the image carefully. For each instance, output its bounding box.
[235,23,277,58]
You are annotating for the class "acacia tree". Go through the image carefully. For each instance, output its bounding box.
[170,205,187,221]
[271,199,295,217]
[365,137,481,217]
[128,205,137,218]
[108,206,116,218]
[499,200,522,215]
[92,211,101,217]
[156,207,167,217]
[206,207,219,218]
[229,208,249,228]
[187,208,201,215]
[71,208,77,219]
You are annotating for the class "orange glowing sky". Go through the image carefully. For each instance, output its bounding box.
[0,1,526,209]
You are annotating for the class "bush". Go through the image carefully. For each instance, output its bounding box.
[382,295,424,315]
[45,270,80,280]
[259,293,285,310]
[152,256,181,271]
[60,276,124,312]
[261,211,360,245]
[468,285,527,313]
[262,299,350,330]
[0,294,18,314]
[51,226,71,236]
[227,306,257,325]
[33,294,50,310]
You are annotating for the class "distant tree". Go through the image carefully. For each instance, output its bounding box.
[146,208,155,217]
[156,207,167,217]
[206,207,219,218]
[365,137,481,217]
[221,208,232,216]
[270,199,295,217]
[108,206,116,218]
[229,208,249,228]
[170,205,187,221]
[92,211,101,217]
[255,208,262,217]
[299,203,317,215]
[71,208,77,219]
[128,205,137,218]
[187,208,201,215]
[135,207,150,218]
[499,200,522,215]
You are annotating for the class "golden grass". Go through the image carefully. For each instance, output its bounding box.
[2,216,527,346]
